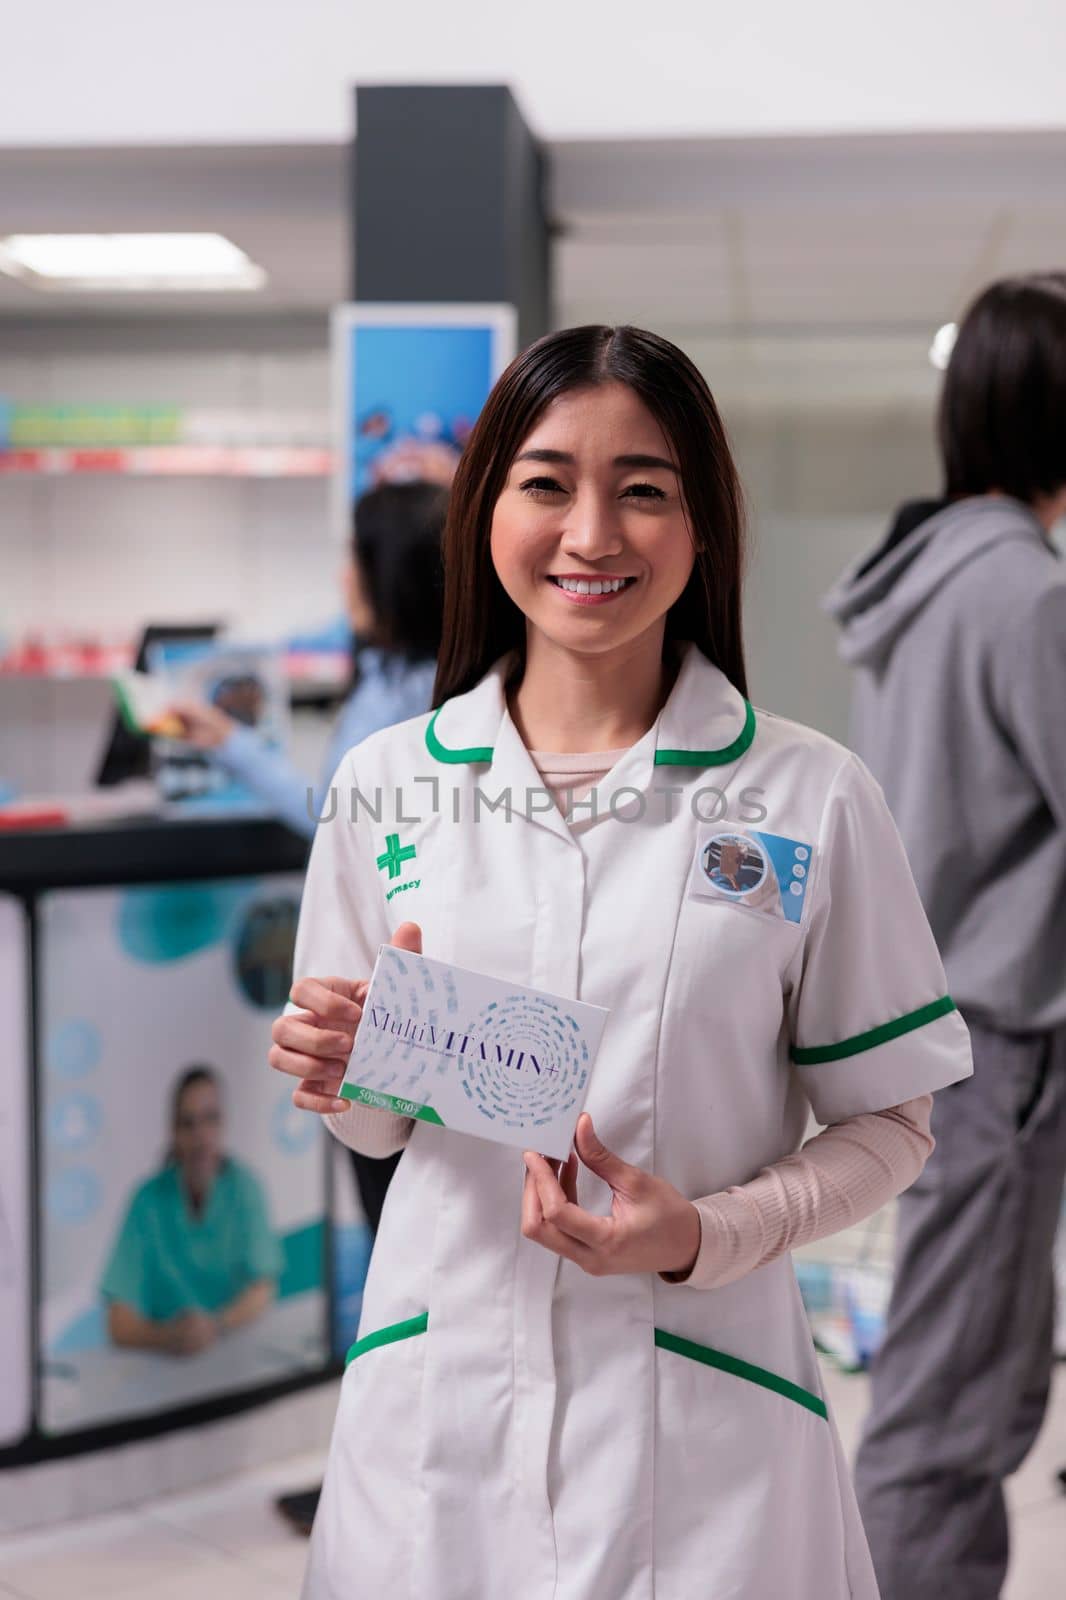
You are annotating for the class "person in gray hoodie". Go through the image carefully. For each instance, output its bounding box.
[824,272,1066,1600]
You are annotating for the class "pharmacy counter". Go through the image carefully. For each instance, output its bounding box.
[0,814,344,1474]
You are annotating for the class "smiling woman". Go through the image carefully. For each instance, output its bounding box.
[271,324,974,1600]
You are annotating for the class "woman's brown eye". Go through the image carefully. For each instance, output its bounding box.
[520,477,565,496]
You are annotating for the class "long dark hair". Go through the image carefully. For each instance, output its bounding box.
[433,325,748,706]
[939,273,1066,503]
[353,481,448,664]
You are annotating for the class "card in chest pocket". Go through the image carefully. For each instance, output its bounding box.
[688,825,815,925]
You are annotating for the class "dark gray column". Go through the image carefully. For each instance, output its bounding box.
[352,85,551,348]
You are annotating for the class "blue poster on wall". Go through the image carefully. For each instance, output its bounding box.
[331,304,517,535]
[36,877,328,1436]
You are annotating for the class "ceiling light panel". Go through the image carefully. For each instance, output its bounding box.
[0,233,267,292]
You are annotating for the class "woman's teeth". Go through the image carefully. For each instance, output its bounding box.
[550,576,633,595]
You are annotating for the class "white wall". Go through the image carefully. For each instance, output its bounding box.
[0,325,339,654]
[0,474,335,641]
[734,410,938,740]
[4,1,1066,147]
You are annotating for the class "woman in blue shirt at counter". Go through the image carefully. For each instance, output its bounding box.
[168,481,448,840]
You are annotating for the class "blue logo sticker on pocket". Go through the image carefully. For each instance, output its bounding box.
[691,828,814,924]
[749,831,813,923]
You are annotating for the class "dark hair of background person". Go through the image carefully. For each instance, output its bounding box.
[352,481,448,667]
[164,1063,221,1169]
[432,324,748,707]
[939,273,1066,504]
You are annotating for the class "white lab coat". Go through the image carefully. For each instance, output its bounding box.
[293,640,973,1600]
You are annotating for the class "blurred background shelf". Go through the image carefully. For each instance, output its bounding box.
[0,446,334,476]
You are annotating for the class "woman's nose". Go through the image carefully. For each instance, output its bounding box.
[560,494,623,558]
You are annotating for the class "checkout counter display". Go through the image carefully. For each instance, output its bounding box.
[37,874,327,1437]
[0,895,32,1447]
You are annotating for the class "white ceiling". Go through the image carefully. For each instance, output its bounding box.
[5,2,1066,145]
[1,130,1064,410]
[0,146,350,316]
[551,131,1066,330]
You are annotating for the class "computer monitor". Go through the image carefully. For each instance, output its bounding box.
[94,623,220,787]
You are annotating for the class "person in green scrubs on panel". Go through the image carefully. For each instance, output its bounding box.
[101,1065,281,1357]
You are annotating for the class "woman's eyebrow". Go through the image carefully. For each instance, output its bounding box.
[514,448,678,472]
[614,453,678,472]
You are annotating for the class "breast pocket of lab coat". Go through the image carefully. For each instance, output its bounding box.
[656,843,809,1198]
[667,820,812,1040]
[667,886,801,1047]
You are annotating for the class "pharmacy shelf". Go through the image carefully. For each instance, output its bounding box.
[0,446,334,477]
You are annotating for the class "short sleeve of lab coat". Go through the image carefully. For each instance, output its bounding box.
[285,749,413,1156]
[787,753,973,1124]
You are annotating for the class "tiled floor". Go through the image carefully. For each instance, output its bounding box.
[1,1365,1062,1598]
[0,1448,318,1600]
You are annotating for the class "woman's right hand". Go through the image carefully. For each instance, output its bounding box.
[270,922,423,1114]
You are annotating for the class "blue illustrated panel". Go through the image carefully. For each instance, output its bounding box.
[749,830,814,924]
[350,324,495,496]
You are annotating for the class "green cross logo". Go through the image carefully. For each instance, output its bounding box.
[376,832,417,881]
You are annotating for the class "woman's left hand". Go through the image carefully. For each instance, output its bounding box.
[522,1113,700,1278]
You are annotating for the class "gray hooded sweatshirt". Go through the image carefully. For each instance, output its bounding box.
[823,494,1066,1033]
